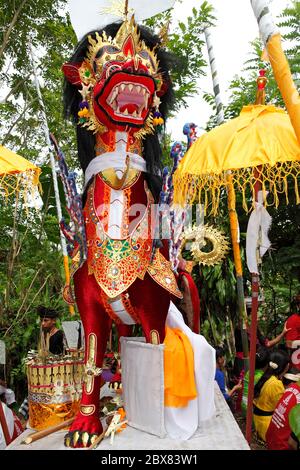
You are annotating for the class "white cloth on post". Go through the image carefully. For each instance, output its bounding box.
[246,191,272,274]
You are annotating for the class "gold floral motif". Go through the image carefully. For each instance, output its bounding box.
[100,168,141,191]
[83,180,183,299]
[86,17,159,78]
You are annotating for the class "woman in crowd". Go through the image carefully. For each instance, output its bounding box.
[241,346,270,416]
[253,349,290,441]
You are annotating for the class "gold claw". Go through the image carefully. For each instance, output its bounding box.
[65,436,71,447]
[73,431,80,447]
[90,434,98,446]
[82,432,89,447]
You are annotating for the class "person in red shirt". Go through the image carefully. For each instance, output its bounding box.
[266,369,300,450]
[285,295,300,370]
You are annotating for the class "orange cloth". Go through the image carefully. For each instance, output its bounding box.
[163,326,197,408]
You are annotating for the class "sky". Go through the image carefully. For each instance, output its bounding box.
[167,0,290,141]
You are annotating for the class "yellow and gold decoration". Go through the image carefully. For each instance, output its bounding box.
[174,105,300,215]
[26,352,84,431]
[74,15,163,137]
[181,224,230,267]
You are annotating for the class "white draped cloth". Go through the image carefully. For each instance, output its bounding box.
[164,302,216,439]
[121,302,216,441]
[246,191,272,274]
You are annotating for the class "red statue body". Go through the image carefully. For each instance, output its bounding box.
[62,19,184,447]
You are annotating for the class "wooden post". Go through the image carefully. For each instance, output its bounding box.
[245,69,267,443]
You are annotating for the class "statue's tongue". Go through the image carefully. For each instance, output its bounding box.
[119,103,139,114]
[117,91,145,115]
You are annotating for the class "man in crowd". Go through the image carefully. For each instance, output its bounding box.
[38,306,65,355]
[18,306,65,421]
[266,368,300,450]
[285,294,300,370]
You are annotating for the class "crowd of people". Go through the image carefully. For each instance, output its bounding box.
[1,297,300,450]
[215,295,300,450]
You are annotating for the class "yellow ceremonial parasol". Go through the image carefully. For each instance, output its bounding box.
[173,103,300,214]
[0,145,41,199]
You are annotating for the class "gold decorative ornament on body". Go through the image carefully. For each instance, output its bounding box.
[85,333,101,394]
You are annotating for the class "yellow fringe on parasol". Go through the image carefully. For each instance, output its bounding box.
[173,105,300,215]
[0,145,41,201]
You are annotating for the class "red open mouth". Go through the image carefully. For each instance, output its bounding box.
[95,72,155,127]
[107,82,150,119]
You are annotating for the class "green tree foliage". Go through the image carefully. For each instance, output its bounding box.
[0,0,77,165]
[145,1,215,110]
[0,193,70,400]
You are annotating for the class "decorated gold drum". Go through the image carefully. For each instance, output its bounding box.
[26,354,84,430]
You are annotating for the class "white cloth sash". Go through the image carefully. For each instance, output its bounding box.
[84,152,147,188]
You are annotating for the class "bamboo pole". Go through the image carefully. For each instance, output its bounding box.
[204,25,249,370]
[227,174,249,371]
[87,430,105,450]
[244,69,267,444]
[29,44,74,315]
[21,417,75,445]
[245,169,262,444]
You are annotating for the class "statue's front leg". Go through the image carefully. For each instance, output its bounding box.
[65,262,111,448]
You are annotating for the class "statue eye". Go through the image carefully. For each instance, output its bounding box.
[105,46,120,54]
[139,50,151,61]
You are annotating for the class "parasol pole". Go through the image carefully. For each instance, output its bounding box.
[29,44,74,315]
[245,173,261,444]
[204,25,249,371]
[245,71,267,444]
